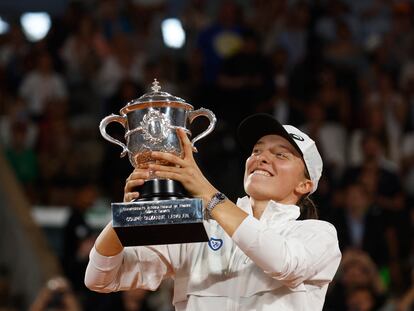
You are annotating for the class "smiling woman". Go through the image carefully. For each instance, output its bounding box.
[239,115,323,221]
[244,135,312,211]
[85,113,341,311]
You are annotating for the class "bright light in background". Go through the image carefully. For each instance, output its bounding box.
[0,17,10,35]
[161,18,185,49]
[20,12,51,42]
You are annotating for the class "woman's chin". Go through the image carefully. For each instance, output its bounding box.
[245,185,272,201]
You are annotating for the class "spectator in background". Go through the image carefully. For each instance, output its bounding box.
[399,62,414,198]
[365,71,407,166]
[105,79,144,117]
[343,133,402,211]
[350,0,391,44]
[180,0,211,52]
[342,133,410,292]
[217,29,273,126]
[345,285,378,311]
[60,15,109,85]
[94,33,145,99]
[0,23,30,92]
[97,0,133,41]
[399,61,414,132]
[256,46,306,126]
[250,0,288,48]
[328,182,388,268]
[324,249,386,311]
[62,181,105,311]
[348,105,399,170]
[262,74,291,122]
[4,120,39,203]
[386,2,414,68]
[0,266,18,311]
[313,66,351,128]
[140,59,178,95]
[323,19,363,70]
[0,23,28,68]
[314,1,357,45]
[271,1,310,69]
[29,276,81,311]
[300,101,347,182]
[258,75,290,124]
[18,51,67,120]
[37,99,80,205]
[196,0,246,84]
[395,270,414,311]
[0,97,38,150]
[119,289,154,311]
[62,181,97,292]
[401,132,414,197]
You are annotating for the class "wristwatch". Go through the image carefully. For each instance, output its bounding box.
[206,192,227,219]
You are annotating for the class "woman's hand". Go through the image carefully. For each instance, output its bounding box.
[148,128,218,204]
[123,168,150,202]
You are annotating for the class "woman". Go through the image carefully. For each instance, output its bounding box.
[85,113,341,311]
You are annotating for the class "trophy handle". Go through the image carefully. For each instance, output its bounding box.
[99,114,129,157]
[188,108,217,148]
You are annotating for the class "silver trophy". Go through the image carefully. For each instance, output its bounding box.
[99,79,216,246]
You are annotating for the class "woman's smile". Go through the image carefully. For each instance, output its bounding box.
[250,169,273,177]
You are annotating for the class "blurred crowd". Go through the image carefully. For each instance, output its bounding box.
[0,0,414,310]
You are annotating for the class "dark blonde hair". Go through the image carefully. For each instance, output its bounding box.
[297,168,318,220]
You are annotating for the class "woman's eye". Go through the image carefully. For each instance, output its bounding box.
[275,152,288,159]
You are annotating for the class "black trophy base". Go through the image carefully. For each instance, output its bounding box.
[112,197,208,246]
[136,179,188,200]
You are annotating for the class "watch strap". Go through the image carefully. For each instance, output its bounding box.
[206,192,227,219]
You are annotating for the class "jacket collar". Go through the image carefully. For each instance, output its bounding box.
[236,196,300,222]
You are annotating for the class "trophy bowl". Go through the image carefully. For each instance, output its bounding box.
[99,79,216,246]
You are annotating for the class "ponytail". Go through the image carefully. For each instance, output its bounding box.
[297,195,318,220]
[298,165,319,220]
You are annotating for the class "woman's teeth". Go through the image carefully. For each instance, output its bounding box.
[252,170,271,177]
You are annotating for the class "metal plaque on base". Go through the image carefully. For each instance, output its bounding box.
[112,198,208,246]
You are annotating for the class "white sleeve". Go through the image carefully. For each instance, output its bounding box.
[84,244,174,293]
[232,215,341,288]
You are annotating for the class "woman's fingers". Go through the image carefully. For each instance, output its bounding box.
[125,178,145,192]
[149,129,194,166]
[124,168,148,201]
[148,163,184,175]
[148,163,186,183]
[126,169,150,182]
[177,128,194,159]
[150,151,186,167]
[124,191,140,202]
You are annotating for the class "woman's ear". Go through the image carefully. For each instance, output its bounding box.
[295,179,313,195]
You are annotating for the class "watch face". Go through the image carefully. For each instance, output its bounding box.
[217,193,226,200]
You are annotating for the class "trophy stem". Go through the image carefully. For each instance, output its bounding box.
[134,179,189,201]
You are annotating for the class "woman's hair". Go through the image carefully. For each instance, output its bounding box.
[297,168,319,220]
[297,195,318,220]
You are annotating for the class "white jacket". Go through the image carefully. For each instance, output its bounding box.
[85,196,341,311]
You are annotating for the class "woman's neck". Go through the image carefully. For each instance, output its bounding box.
[250,198,269,219]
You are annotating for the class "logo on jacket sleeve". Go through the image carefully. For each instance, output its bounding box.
[208,237,223,251]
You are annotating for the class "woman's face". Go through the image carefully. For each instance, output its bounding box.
[244,135,310,204]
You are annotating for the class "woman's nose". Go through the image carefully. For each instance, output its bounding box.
[255,152,269,163]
